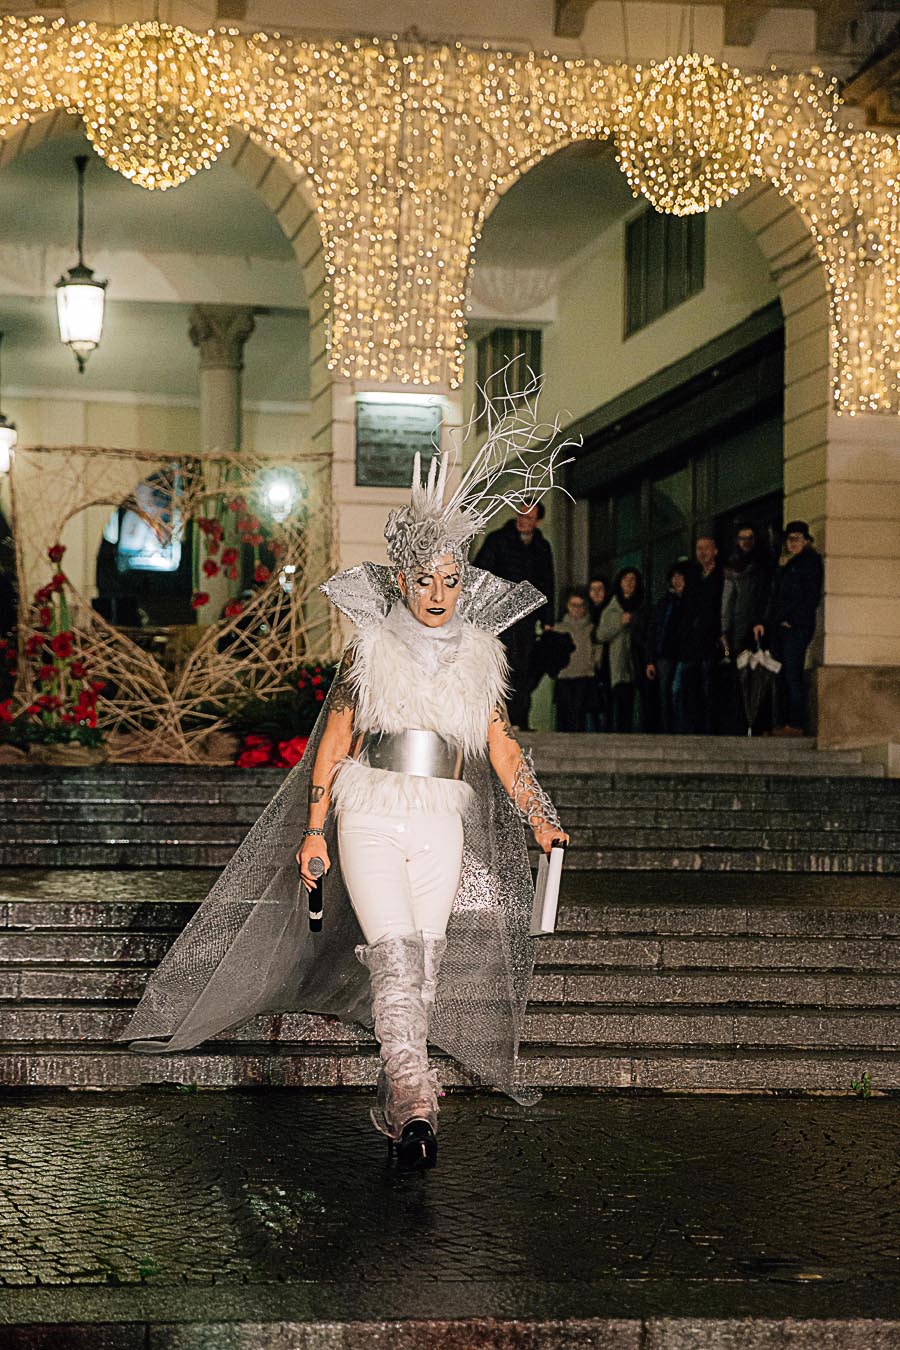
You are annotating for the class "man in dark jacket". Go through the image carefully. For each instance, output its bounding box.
[473,502,555,728]
[672,534,725,734]
[755,520,824,735]
[721,524,773,732]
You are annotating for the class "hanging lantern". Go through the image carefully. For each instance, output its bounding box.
[0,332,16,474]
[56,154,107,373]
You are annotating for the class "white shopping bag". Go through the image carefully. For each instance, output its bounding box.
[530,842,567,937]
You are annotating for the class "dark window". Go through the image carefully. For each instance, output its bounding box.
[625,207,705,337]
[475,327,542,419]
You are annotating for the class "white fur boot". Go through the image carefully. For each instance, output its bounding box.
[356,935,439,1166]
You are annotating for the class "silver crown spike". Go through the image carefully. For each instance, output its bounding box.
[436,450,450,509]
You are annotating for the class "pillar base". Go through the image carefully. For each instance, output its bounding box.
[816,665,900,749]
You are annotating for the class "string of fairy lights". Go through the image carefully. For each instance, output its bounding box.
[0,18,898,410]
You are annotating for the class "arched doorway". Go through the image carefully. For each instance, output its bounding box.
[0,114,329,640]
[467,139,831,730]
[470,140,831,592]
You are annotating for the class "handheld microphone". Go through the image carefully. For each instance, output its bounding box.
[306,856,325,932]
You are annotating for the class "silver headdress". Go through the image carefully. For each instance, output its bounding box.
[384,369,577,579]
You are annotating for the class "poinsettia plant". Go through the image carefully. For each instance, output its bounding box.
[2,545,105,749]
[227,661,336,768]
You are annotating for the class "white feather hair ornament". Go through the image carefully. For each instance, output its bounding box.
[383,365,578,577]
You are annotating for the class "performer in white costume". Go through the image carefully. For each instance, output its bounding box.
[298,448,569,1167]
[121,382,571,1172]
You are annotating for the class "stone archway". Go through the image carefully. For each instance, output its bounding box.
[474,140,832,542]
[468,140,887,740]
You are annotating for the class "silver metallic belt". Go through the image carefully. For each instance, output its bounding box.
[357,729,463,780]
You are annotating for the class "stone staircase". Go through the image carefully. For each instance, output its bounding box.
[1,869,899,1092]
[0,749,897,1094]
[523,731,885,778]
[0,753,897,871]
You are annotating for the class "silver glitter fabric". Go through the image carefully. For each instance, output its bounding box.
[120,574,550,1104]
[322,561,545,638]
[511,750,563,833]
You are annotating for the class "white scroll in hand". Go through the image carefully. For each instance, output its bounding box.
[530,841,567,937]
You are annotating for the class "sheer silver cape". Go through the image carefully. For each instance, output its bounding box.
[120,563,545,1102]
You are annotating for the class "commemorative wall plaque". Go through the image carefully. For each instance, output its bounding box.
[355,396,443,488]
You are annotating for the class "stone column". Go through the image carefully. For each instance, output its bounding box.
[188,305,256,452]
[188,306,255,624]
[815,410,900,753]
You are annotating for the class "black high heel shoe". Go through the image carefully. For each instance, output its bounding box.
[393,1118,437,1170]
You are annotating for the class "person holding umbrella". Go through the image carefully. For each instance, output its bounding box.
[754,520,824,737]
[722,524,773,733]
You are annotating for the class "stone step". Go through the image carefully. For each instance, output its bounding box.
[4,1002,900,1051]
[7,799,900,835]
[532,968,900,1007]
[0,821,246,844]
[566,786,900,805]
[3,925,899,968]
[7,815,900,847]
[558,848,900,872]
[0,931,175,964]
[525,1005,900,1049]
[0,1041,897,1092]
[8,963,900,1008]
[5,895,900,937]
[525,732,864,757]
[523,1045,900,1092]
[3,842,900,872]
[535,759,885,778]
[0,843,236,868]
[564,820,900,842]
[560,807,900,830]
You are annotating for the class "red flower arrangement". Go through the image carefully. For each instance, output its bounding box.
[2,544,106,751]
[230,663,335,770]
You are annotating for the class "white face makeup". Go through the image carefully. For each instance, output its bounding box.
[398,552,462,628]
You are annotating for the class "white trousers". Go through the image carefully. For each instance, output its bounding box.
[337,809,464,945]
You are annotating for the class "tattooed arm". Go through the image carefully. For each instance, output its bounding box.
[296,648,356,887]
[486,703,569,854]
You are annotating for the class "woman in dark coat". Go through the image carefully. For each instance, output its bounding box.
[586,576,610,732]
[595,567,646,733]
[646,561,689,734]
[755,520,824,735]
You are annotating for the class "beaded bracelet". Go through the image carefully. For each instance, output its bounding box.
[303,827,326,838]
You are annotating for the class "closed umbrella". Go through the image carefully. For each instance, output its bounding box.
[735,646,781,736]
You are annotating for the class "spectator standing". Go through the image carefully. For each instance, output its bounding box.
[754,520,824,736]
[672,535,725,734]
[595,567,645,733]
[646,561,690,733]
[555,591,595,732]
[721,523,773,732]
[722,524,772,656]
[473,502,555,729]
[586,575,610,732]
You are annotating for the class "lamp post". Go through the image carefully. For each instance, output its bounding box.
[56,154,107,373]
[0,332,17,474]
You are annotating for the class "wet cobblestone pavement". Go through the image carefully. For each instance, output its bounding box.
[0,1090,898,1343]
